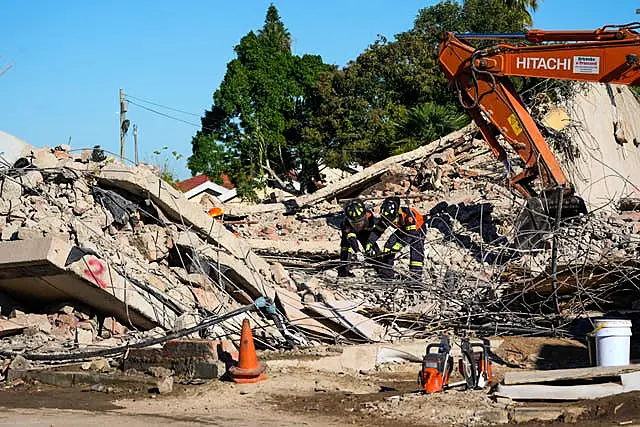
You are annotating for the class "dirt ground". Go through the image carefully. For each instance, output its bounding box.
[1,338,640,426]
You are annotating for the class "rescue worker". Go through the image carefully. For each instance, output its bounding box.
[337,199,380,277]
[208,207,238,237]
[367,196,426,279]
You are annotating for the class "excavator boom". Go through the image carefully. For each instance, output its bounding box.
[438,23,640,246]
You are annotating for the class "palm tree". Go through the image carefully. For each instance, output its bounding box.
[392,102,469,154]
[502,0,541,26]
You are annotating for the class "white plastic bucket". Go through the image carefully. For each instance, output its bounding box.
[594,319,632,367]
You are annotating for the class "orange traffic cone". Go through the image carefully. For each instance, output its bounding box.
[230,318,267,383]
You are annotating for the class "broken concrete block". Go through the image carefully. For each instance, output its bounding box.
[175,230,201,247]
[30,148,58,169]
[103,317,127,336]
[173,268,211,288]
[81,358,110,372]
[16,228,44,240]
[193,288,221,311]
[76,328,94,345]
[79,150,92,163]
[172,313,198,334]
[163,339,234,359]
[155,374,173,394]
[131,225,171,262]
[8,355,31,375]
[124,347,220,379]
[304,299,386,342]
[0,199,11,216]
[270,262,295,291]
[0,178,22,201]
[72,199,91,216]
[18,171,43,191]
[142,273,167,292]
[0,237,179,330]
[148,366,173,378]
[57,304,75,315]
[14,313,52,334]
[9,308,25,318]
[0,319,26,337]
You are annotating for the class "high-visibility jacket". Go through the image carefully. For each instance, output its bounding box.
[340,210,376,254]
[368,206,424,243]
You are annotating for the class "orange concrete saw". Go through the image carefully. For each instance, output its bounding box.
[418,335,454,393]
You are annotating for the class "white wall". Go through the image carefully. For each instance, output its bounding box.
[562,84,640,211]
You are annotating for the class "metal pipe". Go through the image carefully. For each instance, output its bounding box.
[454,32,526,40]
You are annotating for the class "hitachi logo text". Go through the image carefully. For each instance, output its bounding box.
[515,57,571,71]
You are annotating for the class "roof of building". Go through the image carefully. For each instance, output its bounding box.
[175,174,234,192]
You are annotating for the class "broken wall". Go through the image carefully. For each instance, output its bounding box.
[563,84,640,210]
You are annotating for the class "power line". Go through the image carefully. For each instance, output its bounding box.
[124,93,202,117]
[126,99,212,130]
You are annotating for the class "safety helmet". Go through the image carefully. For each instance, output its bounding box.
[208,207,224,218]
[380,196,400,222]
[344,199,366,229]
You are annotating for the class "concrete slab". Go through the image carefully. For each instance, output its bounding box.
[504,364,640,385]
[510,406,586,423]
[0,237,177,330]
[495,382,628,400]
[69,163,333,338]
[304,299,386,342]
[12,368,156,389]
[0,318,26,337]
[0,130,33,165]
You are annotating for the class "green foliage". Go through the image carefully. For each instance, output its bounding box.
[151,146,184,187]
[312,0,526,166]
[188,0,552,194]
[501,0,540,26]
[188,5,333,198]
[391,102,469,154]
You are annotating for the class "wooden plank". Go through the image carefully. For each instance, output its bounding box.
[495,383,625,401]
[503,364,640,385]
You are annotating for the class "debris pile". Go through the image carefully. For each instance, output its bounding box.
[0,83,639,368]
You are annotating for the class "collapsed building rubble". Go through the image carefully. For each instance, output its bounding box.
[233,83,640,337]
[0,84,639,388]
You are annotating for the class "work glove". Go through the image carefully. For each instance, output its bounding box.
[355,252,365,262]
[364,243,375,258]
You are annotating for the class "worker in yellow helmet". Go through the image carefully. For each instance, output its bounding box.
[337,199,380,277]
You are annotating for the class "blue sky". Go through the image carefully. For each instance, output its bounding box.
[0,1,636,179]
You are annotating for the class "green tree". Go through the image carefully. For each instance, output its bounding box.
[391,102,469,154]
[502,0,540,26]
[314,0,528,164]
[188,4,332,198]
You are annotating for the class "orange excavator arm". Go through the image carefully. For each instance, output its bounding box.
[438,23,640,201]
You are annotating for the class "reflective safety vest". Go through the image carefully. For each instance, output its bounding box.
[397,207,424,232]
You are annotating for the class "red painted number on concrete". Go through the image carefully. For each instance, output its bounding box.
[83,258,109,289]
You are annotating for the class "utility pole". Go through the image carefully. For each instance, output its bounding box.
[133,124,139,165]
[119,88,127,161]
